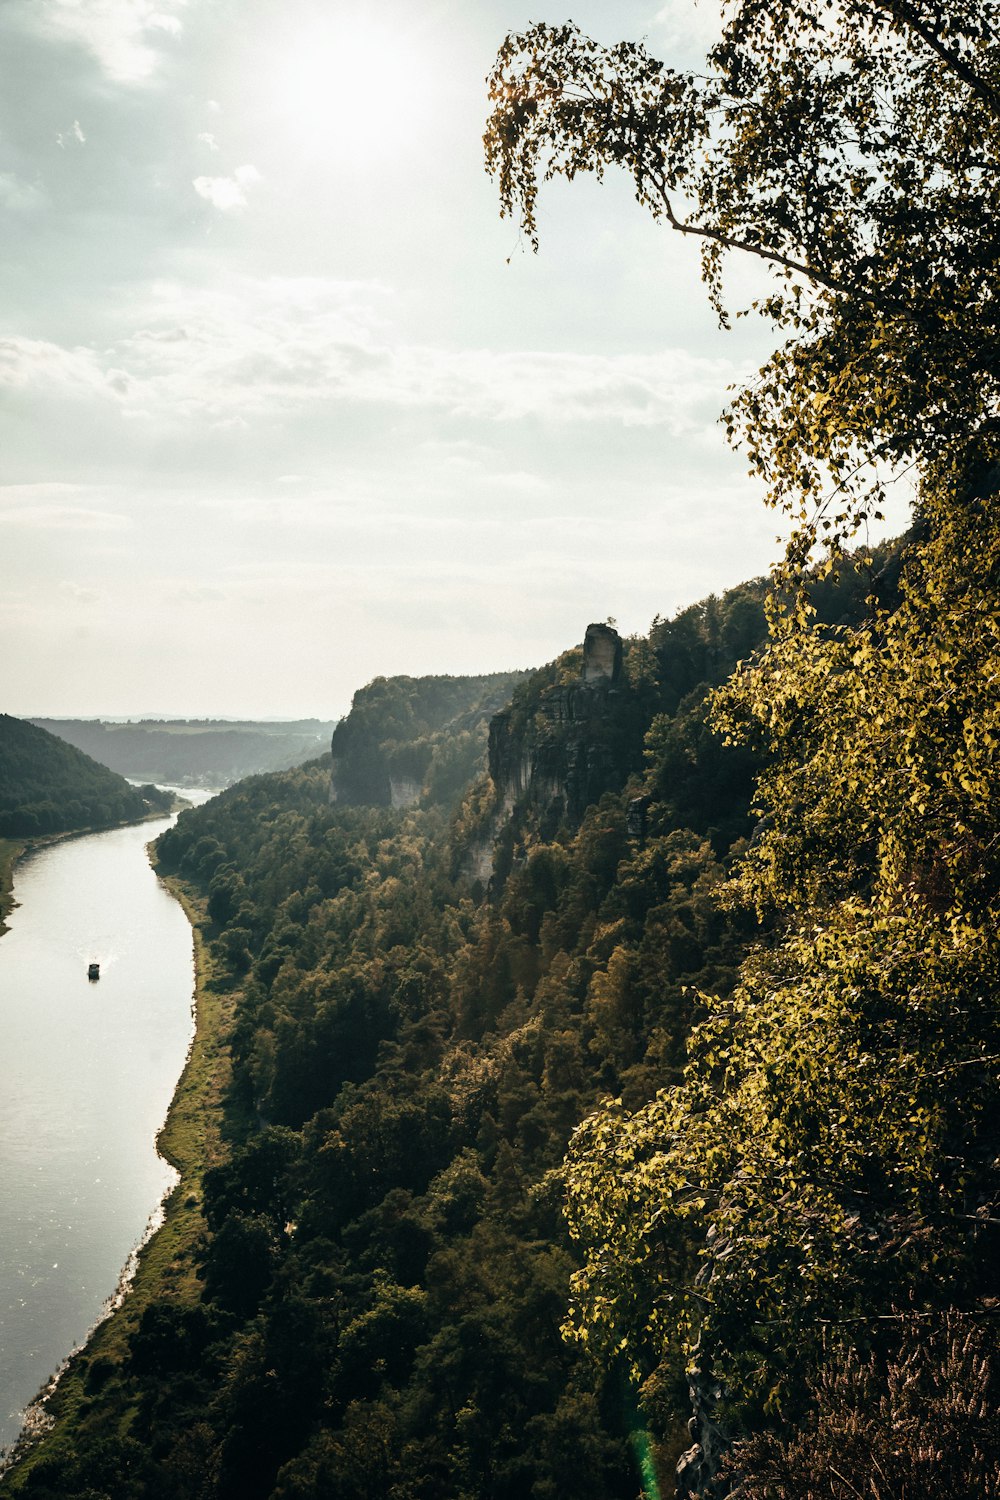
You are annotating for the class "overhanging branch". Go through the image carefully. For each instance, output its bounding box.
[645,167,846,295]
[877,0,1000,113]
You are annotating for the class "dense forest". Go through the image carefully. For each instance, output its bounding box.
[0,714,172,839]
[2,559,918,1500]
[483,2,1000,1495]
[31,720,339,791]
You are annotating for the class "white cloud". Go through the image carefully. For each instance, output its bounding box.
[56,119,86,148]
[58,581,102,603]
[197,132,218,151]
[1,504,130,531]
[0,481,93,503]
[0,172,46,213]
[170,583,226,604]
[28,0,187,84]
[0,278,742,445]
[100,276,740,432]
[0,336,119,398]
[649,0,724,57]
[192,164,260,212]
[377,345,735,429]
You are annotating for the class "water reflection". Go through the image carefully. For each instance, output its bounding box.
[0,797,214,1452]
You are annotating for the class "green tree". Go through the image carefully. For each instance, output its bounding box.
[486,2,1000,1486]
[485,4,1000,566]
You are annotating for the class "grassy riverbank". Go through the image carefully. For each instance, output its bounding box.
[0,839,24,937]
[0,802,185,946]
[0,872,234,1489]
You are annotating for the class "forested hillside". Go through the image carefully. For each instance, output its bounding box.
[1,561,912,1500]
[484,2,1000,1495]
[5,2,998,1495]
[0,714,171,839]
[0,574,782,1499]
[32,720,339,791]
[329,671,528,809]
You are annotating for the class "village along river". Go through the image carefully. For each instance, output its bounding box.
[0,794,215,1453]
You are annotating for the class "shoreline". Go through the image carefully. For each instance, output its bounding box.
[0,858,233,1489]
[0,800,186,943]
[0,838,25,938]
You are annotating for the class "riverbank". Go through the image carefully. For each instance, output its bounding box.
[0,799,187,944]
[0,870,234,1489]
[0,839,24,937]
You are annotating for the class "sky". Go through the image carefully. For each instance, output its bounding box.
[0,0,908,719]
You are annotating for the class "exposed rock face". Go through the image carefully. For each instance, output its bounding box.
[327,670,527,809]
[329,758,423,810]
[328,750,390,807]
[583,622,623,686]
[466,839,496,885]
[626,794,651,841]
[478,625,642,883]
[487,678,625,825]
[389,777,422,810]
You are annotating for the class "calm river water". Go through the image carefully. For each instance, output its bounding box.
[0,795,214,1452]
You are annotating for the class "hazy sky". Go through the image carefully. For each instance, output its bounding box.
[0,0,906,719]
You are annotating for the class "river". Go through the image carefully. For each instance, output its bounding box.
[0,795,215,1453]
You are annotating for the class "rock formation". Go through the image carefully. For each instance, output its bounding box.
[582,621,622,685]
[388,776,422,810]
[328,671,527,809]
[467,624,648,886]
[487,622,630,826]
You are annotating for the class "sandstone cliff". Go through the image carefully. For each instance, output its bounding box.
[462,623,656,887]
[329,670,528,810]
[488,623,631,824]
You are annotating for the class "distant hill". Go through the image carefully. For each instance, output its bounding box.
[31,718,339,790]
[0,714,171,838]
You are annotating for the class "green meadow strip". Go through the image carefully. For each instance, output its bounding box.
[1,873,233,1488]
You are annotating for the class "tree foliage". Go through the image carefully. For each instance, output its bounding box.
[565,503,1000,1403]
[0,713,170,836]
[486,4,1000,562]
[485,1,1000,1482]
[4,596,792,1499]
[330,672,526,810]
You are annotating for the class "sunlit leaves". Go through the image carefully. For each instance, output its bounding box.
[486,4,1000,567]
[562,488,1000,1415]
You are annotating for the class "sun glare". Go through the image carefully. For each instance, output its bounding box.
[273,15,432,160]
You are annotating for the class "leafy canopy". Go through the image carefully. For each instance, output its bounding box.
[487,0,1000,1445]
[563,495,1000,1407]
[485,3,1000,564]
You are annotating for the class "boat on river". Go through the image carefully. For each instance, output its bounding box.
[88,961,100,980]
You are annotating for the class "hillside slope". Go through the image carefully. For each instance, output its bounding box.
[0,714,171,839]
[2,556,915,1499]
[329,670,529,808]
[0,578,776,1499]
[32,719,339,790]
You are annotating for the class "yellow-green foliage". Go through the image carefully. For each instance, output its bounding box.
[486,0,1000,1440]
[486,6,1000,568]
[563,487,1000,1411]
